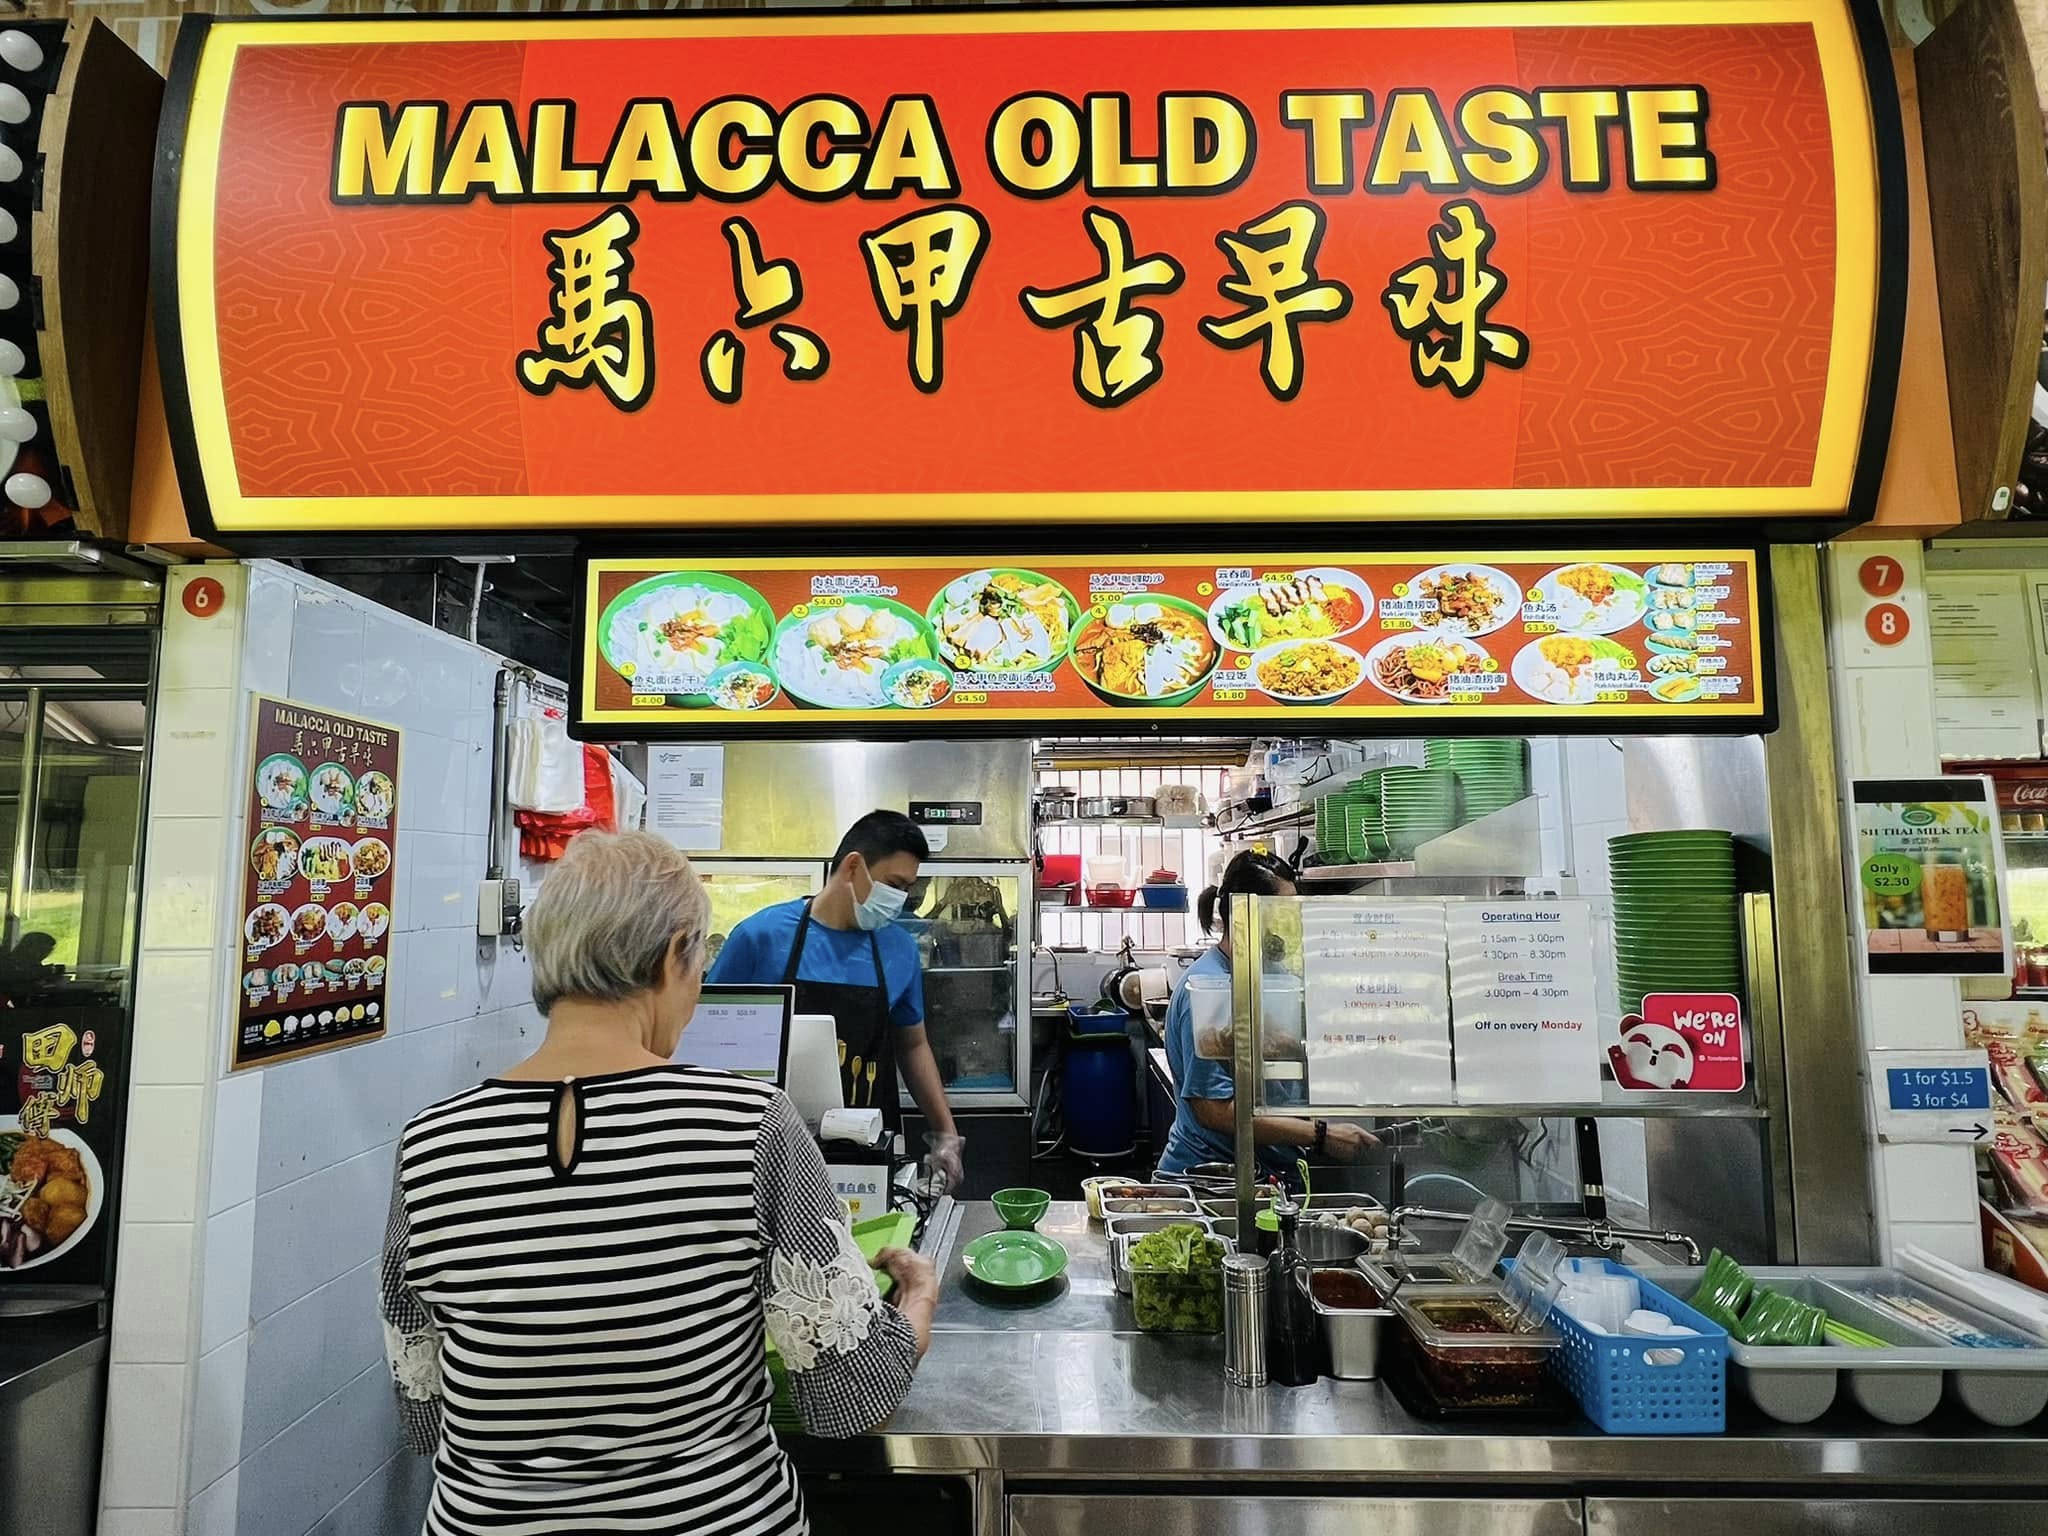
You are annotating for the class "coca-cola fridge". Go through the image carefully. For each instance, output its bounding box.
[1956,761,2048,995]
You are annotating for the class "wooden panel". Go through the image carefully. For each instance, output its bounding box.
[1857,49,1966,538]
[1917,0,2048,521]
[33,20,162,540]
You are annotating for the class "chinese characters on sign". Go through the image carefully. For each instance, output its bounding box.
[4,1006,121,1281]
[161,6,1893,533]
[235,697,403,1069]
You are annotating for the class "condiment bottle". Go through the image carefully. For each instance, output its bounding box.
[1264,1191,1323,1386]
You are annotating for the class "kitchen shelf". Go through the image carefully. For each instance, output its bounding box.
[1254,1100,1770,1120]
[1216,802,1313,841]
[924,964,1014,974]
[1296,861,1421,882]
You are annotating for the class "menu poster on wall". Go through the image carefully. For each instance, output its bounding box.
[577,551,1767,739]
[1302,902,1452,1106]
[1855,777,2012,978]
[1,1003,124,1282]
[235,697,401,1068]
[1446,902,1601,1104]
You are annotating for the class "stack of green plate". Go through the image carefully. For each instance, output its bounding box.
[1343,801,1391,863]
[1424,738,1529,822]
[1379,766,1458,859]
[1610,830,1742,1012]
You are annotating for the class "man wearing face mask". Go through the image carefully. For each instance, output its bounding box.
[708,810,964,1188]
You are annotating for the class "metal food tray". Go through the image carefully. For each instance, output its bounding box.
[1643,1266,2048,1427]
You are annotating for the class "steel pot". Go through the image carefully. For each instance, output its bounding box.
[1077,794,1158,820]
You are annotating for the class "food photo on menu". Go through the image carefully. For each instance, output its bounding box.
[582,554,1760,725]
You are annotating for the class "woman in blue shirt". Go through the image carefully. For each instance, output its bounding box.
[1156,851,1375,1180]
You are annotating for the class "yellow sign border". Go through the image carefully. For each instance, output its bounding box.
[167,3,1886,535]
[576,548,1767,728]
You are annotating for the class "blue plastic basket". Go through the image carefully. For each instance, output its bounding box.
[1509,1256,1729,1434]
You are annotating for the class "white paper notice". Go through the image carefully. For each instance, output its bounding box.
[1302,900,1452,1105]
[647,744,725,851]
[1929,573,2038,759]
[1446,901,1602,1104]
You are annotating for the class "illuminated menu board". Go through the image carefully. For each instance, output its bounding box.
[575,550,1769,739]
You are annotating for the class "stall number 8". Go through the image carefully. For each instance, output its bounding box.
[1865,602,1909,647]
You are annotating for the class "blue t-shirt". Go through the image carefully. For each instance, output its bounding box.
[707,898,925,1030]
[1156,946,1298,1179]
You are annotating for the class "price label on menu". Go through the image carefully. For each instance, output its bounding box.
[1302,900,1452,1106]
[1446,902,1602,1104]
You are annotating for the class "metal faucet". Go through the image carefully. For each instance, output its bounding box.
[1388,1204,1701,1265]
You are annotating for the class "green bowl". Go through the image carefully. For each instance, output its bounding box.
[926,568,1082,673]
[1069,593,1221,708]
[597,570,776,706]
[963,1230,1069,1289]
[992,1187,1052,1231]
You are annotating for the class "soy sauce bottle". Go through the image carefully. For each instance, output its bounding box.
[1264,1191,1324,1386]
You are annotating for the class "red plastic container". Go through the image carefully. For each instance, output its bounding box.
[1088,884,1137,908]
[1042,854,1083,888]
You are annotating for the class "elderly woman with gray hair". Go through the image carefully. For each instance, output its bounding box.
[380,831,936,1536]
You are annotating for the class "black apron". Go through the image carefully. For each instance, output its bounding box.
[781,898,901,1132]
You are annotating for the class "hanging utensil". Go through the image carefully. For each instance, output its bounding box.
[865,1059,878,1107]
[848,1054,863,1101]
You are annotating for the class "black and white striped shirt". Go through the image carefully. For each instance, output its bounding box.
[381,1065,918,1535]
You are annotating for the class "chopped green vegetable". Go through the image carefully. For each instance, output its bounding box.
[1128,1223,1226,1333]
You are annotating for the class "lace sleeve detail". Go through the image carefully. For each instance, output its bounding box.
[755,1092,918,1438]
[381,1156,444,1456]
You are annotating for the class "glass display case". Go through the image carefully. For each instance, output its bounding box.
[696,861,822,972]
[907,863,1028,1106]
[692,857,1030,1109]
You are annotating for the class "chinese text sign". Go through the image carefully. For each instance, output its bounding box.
[158,4,1896,536]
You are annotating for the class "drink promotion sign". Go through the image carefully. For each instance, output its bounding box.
[576,549,1767,737]
[1854,776,2013,978]
[154,4,1900,540]
[235,698,402,1068]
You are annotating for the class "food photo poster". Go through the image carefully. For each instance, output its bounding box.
[1855,776,2013,978]
[237,697,401,1068]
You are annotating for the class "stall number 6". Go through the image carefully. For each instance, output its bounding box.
[183,576,226,619]
[1865,602,1909,647]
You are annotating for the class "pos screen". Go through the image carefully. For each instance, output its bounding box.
[678,984,794,1084]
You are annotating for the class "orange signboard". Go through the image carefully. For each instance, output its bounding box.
[156,5,1901,539]
[575,549,1769,738]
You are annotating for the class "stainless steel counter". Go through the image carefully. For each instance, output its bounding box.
[790,1202,2047,1488]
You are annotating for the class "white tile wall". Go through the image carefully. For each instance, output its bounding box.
[106,561,558,1535]
[1823,540,1979,1263]
[186,1470,239,1536]
[101,1362,190,1507]
[111,1223,196,1365]
[120,1086,206,1226]
[199,1200,257,1355]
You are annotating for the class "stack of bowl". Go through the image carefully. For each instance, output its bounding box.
[1424,738,1529,822]
[1378,766,1458,860]
[1609,829,1742,1012]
